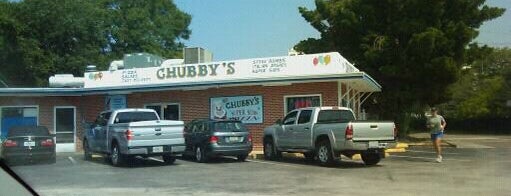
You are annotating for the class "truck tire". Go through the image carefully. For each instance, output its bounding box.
[237,154,248,162]
[162,155,176,164]
[195,146,208,163]
[361,153,381,166]
[316,140,334,166]
[263,138,281,160]
[110,143,126,167]
[83,139,92,161]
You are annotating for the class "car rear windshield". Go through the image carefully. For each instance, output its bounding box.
[8,126,50,137]
[213,122,247,132]
[114,111,159,123]
[317,110,355,123]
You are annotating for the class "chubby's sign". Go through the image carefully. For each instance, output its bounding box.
[83,52,359,88]
[156,62,235,79]
[210,96,263,124]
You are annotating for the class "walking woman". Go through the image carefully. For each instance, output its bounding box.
[427,107,446,163]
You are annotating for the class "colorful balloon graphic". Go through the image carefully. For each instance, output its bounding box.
[319,56,325,64]
[324,55,331,65]
[313,57,319,66]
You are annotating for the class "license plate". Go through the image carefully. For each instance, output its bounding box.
[227,137,242,143]
[24,141,36,147]
[368,141,379,148]
[152,146,163,153]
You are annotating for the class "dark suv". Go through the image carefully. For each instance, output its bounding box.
[183,119,252,162]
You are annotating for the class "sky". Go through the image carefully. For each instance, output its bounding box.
[174,0,511,61]
[174,0,319,61]
[475,0,511,47]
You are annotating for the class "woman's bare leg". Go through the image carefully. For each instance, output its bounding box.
[435,138,442,156]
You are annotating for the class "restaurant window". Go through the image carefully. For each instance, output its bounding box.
[145,103,180,120]
[0,106,38,139]
[284,95,321,114]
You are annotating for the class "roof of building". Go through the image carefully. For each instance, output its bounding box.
[0,52,382,97]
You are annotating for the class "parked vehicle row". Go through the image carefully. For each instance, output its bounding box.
[82,108,253,166]
[1,107,397,167]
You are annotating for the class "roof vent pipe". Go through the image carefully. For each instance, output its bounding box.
[85,65,97,72]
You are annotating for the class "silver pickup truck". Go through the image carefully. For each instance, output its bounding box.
[263,107,396,166]
[83,108,186,166]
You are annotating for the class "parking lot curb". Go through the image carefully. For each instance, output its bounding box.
[249,151,395,161]
[396,142,409,148]
[249,151,264,159]
[406,141,457,148]
[385,148,406,153]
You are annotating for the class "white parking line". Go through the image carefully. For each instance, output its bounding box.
[147,157,164,162]
[406,150,461,155]
[68,157,77,164]
[389,155,471,162]
[246,159,302,168]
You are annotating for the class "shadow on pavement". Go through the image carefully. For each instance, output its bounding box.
[388,155,435,163]
[85,155,179,168]
[255,156,379,169]
[177,155,243,164]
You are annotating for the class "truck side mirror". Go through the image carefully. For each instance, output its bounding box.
[275,119,282,125]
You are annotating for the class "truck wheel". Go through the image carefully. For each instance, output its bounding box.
[361,153,381,166]
[83,139,92,161]
[263,138,281,160]
[111,143,125,167]
[162,155,176,164]
[195,146,208,163]
[237,154,248,162]
[316,140,334,166]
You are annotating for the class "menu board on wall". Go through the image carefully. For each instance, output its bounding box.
[105,95,127,110]
[210,96,263,124]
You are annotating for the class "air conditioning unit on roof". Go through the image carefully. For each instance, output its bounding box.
[183,47,213,64]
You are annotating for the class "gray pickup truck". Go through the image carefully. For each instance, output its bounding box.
[83,108,186,166]
[263,107,396,166]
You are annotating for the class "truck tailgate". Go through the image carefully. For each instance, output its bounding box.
[351,121,395,141]
[125,120,184,146]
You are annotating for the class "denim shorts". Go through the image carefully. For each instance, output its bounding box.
[431,132,444,141]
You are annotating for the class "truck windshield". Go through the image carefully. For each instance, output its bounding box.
[317,110,355,123]
[214,122,247,132]
[114,112,159,123]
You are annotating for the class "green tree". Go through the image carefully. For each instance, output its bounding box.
[101,0,191,58]
[295,0,505,135]
[0,0,191,87]
[441,48,511,119]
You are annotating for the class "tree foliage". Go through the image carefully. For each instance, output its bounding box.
[441,48,511,119]
[295,0,505,133]
[0,0,191,87]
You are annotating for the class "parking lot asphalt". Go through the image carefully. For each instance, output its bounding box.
[7,143,511,196]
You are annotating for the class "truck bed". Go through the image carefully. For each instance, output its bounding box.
[111,120,185,147]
